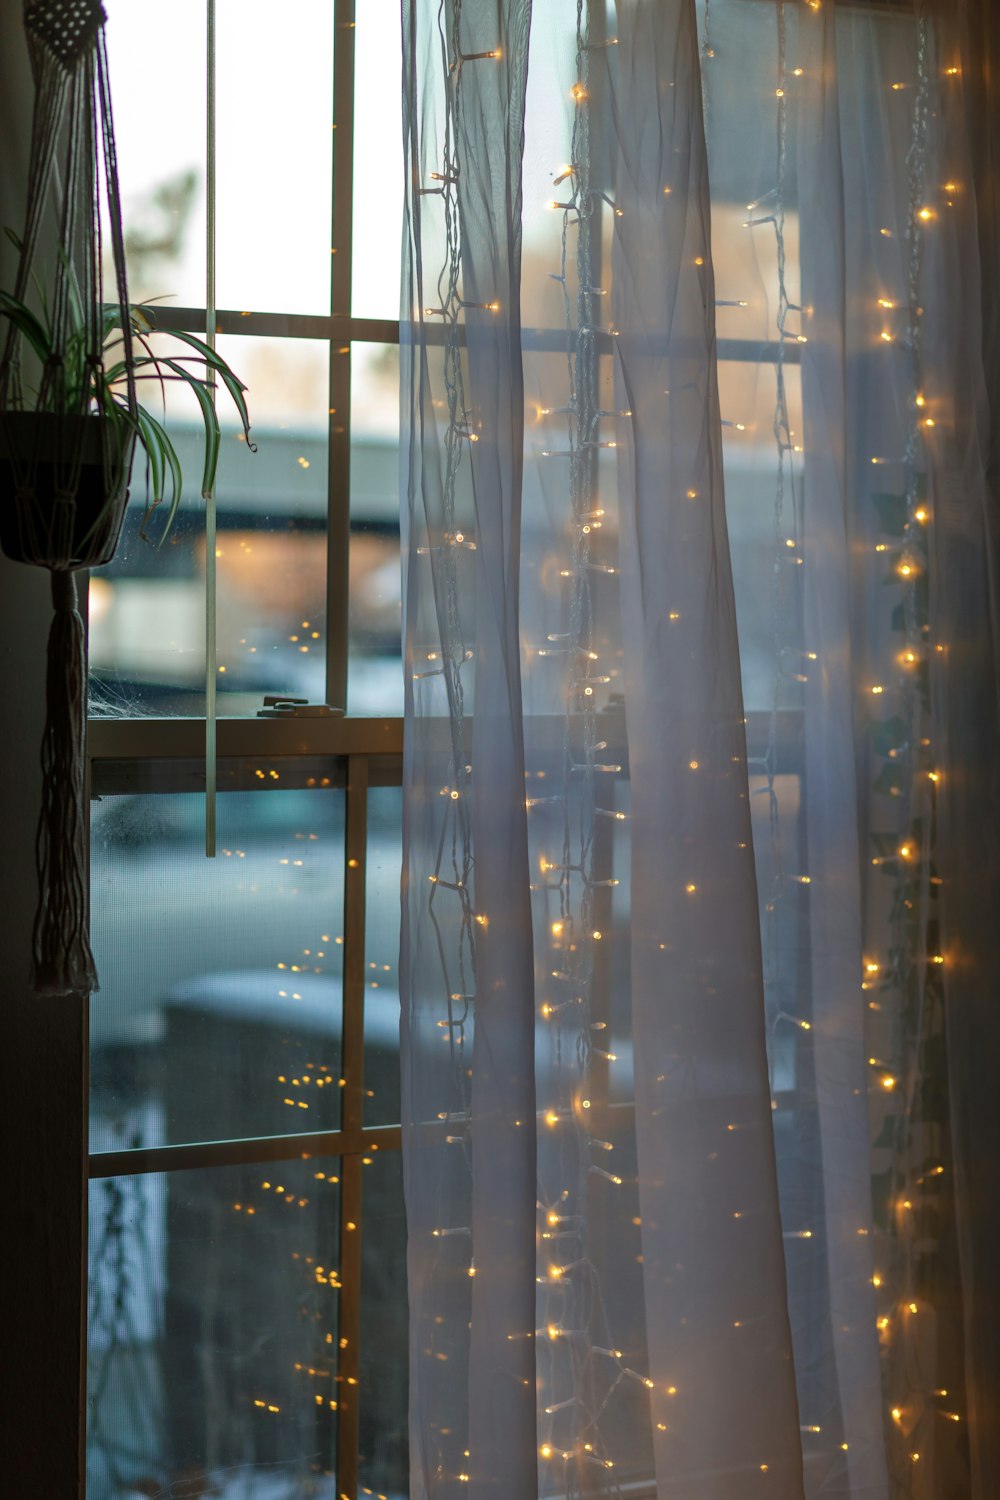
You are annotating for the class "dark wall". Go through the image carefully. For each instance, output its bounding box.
[0,1,88,1490]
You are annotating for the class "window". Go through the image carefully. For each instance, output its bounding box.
[85,4,407,1497]
[84,5,816,1496]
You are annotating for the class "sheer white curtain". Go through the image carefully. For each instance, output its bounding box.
[399,3,996,1498]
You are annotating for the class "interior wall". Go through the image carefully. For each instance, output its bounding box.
[0,0,88,1490]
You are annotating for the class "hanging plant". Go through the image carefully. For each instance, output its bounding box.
[0,1,253,998]
[0,271,254,557]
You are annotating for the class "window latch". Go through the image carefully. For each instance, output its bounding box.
[256,696,345,719]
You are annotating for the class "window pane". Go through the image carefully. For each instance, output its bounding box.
[89,335,330,717]
[349,343,402,714]
[214,334,330,714]
[718,355,804,716]
[104,0,206,309]
[105,1,335,316]
[352,0,405,319]
[359,1150,408,1498]
[216,0,334,315]
[747,768,805,1097]
[87,1157,341,1497]
[365,784,402,1126]
[89,762,345,1152]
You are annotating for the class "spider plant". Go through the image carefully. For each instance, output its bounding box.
[0,239,253,544]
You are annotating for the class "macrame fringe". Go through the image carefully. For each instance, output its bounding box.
[3,4,135,998]
[30,568,97,997]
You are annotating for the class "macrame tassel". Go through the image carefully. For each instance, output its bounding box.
[31,568,97,997]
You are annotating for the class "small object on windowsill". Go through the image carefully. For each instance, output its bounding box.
[257,696,345,719]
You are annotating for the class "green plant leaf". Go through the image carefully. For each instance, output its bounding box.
[161,328,255,446]
[916,1068,948,1126]
[157,356,221,496]
[134,403,183,539]
[130,304,156,335]
[71,404,135,550]
[0,289,53,365]
[870,716,907,758]
[58,247,85,333]
[871,831,901,855]
[3,278,254,537]
[871,1167,894,1228]
[136,406,165,503]
[873,762,904,797]
[873,492,906,536]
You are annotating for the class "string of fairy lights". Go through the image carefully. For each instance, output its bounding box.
[709,3,969,1489]
[410,7,508,1491]
[87,793,359,1491]
[750,0,808,1071]
[738,3,966,1489]
[409,0,649,1489]
[88,5,973,1497]
[415,0,479,1172]
[533,0,640,1489]
[862,14,967,1492]
[407,0,972,1495]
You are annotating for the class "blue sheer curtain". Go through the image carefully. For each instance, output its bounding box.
[399,3,997,1497]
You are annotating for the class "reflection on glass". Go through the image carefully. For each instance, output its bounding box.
[89,336,330,717]
[350,344,402,714]
[87,1158,341,1498]
[365,785,402,1125]
[359,1150,408,1498]
[352,0,405,319]
[89,767,345,1151]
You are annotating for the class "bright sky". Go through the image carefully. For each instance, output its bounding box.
[99,3,779,439]
[104,0,404,319]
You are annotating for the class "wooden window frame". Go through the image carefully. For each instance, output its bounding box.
[83,5,406,1495]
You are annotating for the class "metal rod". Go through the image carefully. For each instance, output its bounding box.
[327,0,357,711]
[88,1122,401,1180]
[204,0,218,857]
[336,749,368,1498]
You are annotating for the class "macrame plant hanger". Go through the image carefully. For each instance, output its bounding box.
[0,0,137,996]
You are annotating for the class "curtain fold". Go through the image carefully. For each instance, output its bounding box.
[923,5,1000,1492]
[400,3,997,1497]
[793,6,892,1489]
[610,4,805,1493]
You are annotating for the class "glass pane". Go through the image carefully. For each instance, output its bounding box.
[90,762,345,1151]
[87,1157,341,1497]
[89,335,330,717]
[719,356,804,716]
[216,0,334,315]
[349,344,402,714]
[359,1150,408,1499]
[747,769,806,1098]
[352,0,406,319]
[365,784,402,1126]
[105,1,335,316]
[214,335,330,715]
[104,0,206,309]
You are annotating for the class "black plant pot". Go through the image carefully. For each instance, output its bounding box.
[0,410,136,569]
